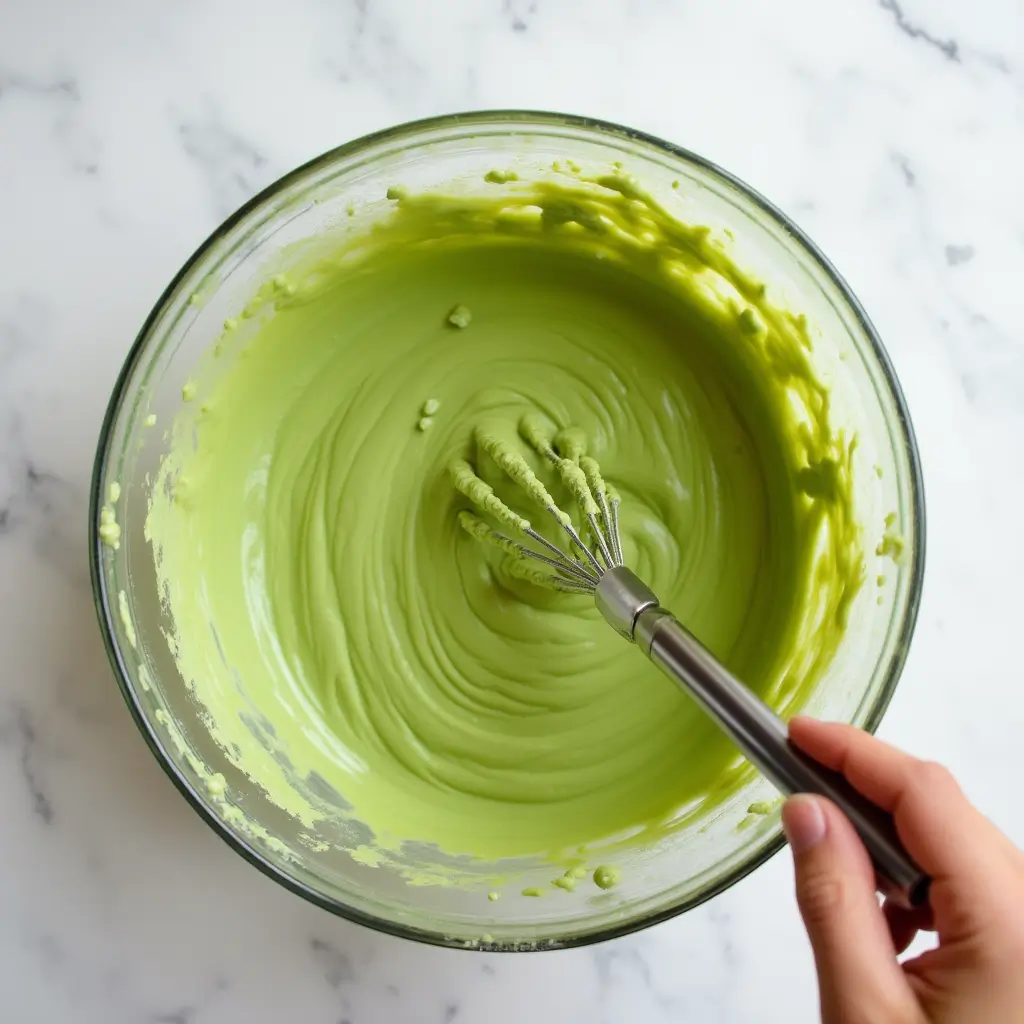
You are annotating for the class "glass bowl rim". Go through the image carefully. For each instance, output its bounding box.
[88,108,927,952]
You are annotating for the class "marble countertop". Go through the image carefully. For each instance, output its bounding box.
[1,0,1021,1020]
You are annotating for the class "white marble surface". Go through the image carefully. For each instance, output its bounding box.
[1,0,1022,1020]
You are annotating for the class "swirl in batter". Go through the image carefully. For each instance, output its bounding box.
[147,171,862,871]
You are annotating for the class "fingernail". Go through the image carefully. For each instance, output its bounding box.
[782,795,827,853]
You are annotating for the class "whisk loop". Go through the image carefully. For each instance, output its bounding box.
[451,416,622,593]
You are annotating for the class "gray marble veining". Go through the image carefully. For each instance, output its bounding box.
[0,0,1021,1020]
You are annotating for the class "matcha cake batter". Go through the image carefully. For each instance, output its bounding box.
[146,169,862,875]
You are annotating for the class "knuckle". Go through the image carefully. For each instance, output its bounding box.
[797,871,849,925]
[911,760,959,796]
[916,759,955,787]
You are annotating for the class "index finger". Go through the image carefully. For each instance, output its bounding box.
[788,718,1013,899]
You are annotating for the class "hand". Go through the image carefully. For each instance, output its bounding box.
[781,717,1024,1024]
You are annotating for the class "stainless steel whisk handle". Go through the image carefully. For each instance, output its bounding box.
[596,566,931,911]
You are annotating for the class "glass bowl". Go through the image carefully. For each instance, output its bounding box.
[89,111,925,951]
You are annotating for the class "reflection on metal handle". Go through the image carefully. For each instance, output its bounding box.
[596,567,930,910]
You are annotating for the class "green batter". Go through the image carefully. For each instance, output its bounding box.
[146,169,862,877]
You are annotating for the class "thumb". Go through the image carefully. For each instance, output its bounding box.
[783,795,916,1024]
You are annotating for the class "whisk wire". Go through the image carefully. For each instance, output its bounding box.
[452,420,624,594]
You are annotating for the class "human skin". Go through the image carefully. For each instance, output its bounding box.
[783,718,1024,1024]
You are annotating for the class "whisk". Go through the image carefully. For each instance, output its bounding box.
[452,415,930,911]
